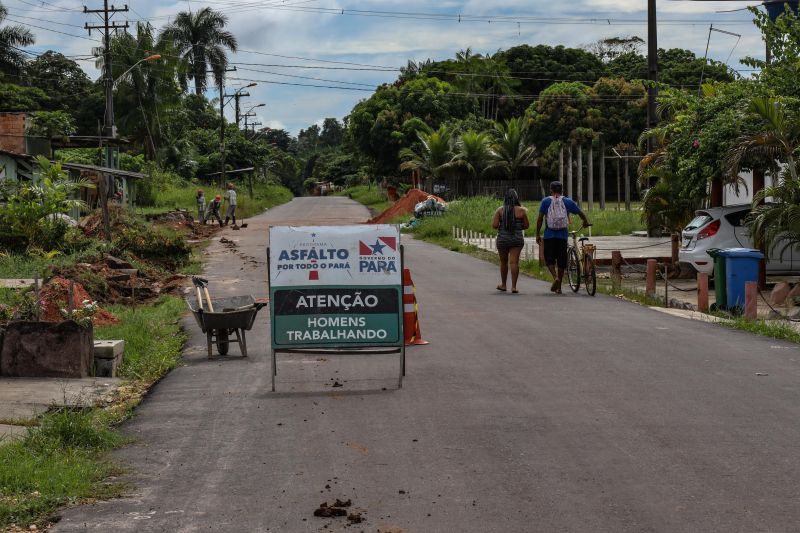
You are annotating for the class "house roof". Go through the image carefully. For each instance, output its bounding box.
[0,149,148,180]
[60,162,147,180]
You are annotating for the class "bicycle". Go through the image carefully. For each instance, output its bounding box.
[567,225,596,296]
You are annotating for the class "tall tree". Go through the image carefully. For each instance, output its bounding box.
[159,7,238,95]
[0,2,34,75]
[445,130,498,194]
[491,117,536,185]
[112,22,181,159]
[319,118,344,148]
[24,52,92,110]
[741,6,800,98]
[399,125,454,183]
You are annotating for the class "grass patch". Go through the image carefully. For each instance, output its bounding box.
[336,185,391,215]
[95,296,188,382]
[137,182,293,219]
[0,409,126,528]
[720,316,800,344]
[0,239,117,280]
[0,296,188,528]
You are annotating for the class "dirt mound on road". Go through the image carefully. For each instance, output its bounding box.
[369,189,446,224]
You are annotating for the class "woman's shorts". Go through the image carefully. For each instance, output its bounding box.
[496,236,524,251]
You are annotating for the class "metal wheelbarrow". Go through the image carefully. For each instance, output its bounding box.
[186,295,268,357]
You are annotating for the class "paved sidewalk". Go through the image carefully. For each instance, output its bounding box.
[0,377,121,439]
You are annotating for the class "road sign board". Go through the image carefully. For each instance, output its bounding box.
[268,225,402,350]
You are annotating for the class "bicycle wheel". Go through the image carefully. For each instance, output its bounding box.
[584,254,597,296]
[566,248,581,292]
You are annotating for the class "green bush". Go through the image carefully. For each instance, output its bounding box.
[31,219,70,252]
[113,224,190,267]
[135,166,187,207]
[0,157,92,252]
[60,226,95,255]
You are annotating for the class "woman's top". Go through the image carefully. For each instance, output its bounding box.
[497,215,525,248]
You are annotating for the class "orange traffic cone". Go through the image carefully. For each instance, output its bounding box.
[403,268,429,346]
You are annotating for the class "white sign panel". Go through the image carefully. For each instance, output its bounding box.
[269,225,402,287]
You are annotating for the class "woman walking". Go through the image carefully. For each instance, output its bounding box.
[492,188,529,293]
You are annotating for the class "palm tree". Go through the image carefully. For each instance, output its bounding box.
[399,126,453,189]
[112,22,181,158]
[159,7,238,95]
[0,2,34,74]
[747,180,800,260]
[477,51,517,121]
[445,130,498,196]
[638,164,700,234]
[492,117,536,186]
[726,97,800,257]
[726,97,800,182]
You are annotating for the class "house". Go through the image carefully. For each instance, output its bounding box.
[0,111,147,216]
[723,170,778,206]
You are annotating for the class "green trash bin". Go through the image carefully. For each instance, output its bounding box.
[706,248,726,310]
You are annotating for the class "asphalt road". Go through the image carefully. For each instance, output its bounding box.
[55,197,800,532]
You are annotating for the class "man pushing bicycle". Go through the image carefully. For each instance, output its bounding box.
[535,181,591,294]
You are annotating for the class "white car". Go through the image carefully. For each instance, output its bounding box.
[679,204,794,275]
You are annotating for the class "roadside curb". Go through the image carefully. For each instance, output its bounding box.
[648,306,728,324]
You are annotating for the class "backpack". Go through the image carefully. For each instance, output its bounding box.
[546,196,569,230]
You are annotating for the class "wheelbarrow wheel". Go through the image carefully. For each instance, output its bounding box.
[217,329,230,355]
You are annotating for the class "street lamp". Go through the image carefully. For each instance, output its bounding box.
[243,104,265,138]
[244,103,265,115]
[113,54,161,88]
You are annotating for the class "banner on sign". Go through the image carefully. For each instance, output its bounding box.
[268,225,402,349]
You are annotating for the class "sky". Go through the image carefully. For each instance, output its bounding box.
[5,0,767,135]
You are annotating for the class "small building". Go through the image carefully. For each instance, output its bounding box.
[0,112,147,216]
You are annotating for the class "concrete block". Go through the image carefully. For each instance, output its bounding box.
[770,281,792,306]
[94,356,120,378]
[0,321,94,378]
[94,340,124,359]
[94,340,123,378]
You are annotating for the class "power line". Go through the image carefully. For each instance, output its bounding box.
[6,10,86,28]
[5,16,100,40]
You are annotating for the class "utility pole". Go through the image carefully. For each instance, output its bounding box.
[215,66,236,188]
[647,0,658,154]
[84,0,128,167]
[250,122,262,138]
[243,112,256,137]
[225,91,250,128]
[84,0,127,241]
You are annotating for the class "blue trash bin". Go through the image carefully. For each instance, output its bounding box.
[717,248,764,310]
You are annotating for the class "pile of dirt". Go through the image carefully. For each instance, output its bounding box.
[80,206,219,241]
[148,209,221,239]
[313,499,352,518]
[369,188,446,224]
[50,254,187,306]
[38,277,119,326]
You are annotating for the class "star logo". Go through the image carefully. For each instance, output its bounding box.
[359,237,397,255]
[369,240,386,255]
